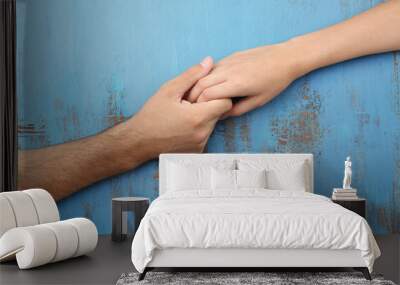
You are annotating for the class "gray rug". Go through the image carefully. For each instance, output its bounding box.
[116,272,396,285]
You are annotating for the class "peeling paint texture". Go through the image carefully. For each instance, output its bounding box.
[16,0,399,234]
[271,79,323,153]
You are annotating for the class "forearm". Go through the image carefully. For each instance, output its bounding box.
[17,57,227,201]
[288,0,400,76]
[18,119,152,201]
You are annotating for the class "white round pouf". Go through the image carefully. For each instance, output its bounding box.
[0,226,57,269]
[65,218,98,257]
[24,189,60,224]
[1,192,39,227]
[42,221,79,262]
[0,189,98,269]
[0,196,17,237]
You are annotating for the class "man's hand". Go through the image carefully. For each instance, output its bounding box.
[128,56,232,157]
[187,45,299,117]
[18,57,232,200]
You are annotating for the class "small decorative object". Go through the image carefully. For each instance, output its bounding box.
[342,156,352,189]
[332,156,358,200]
[332,188,358,200]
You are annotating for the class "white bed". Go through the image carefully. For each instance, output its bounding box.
[131,154,380,280]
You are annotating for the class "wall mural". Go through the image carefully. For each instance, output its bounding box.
[17,0,399,234]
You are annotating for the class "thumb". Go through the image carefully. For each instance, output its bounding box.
[192,99,233,122]
[168,56,213,98]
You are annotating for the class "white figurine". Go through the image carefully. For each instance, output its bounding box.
[342,156,352,189]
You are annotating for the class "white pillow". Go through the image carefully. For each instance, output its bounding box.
[236,169,267,189]
[166,160,235,192]
[238,159,308,191]
[211,169,267,190]
[167,163,210,191]
[211,168,236,190]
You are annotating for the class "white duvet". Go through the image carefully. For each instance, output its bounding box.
[131,190,380,273]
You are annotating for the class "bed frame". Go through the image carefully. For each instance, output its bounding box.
[139,153,371,280]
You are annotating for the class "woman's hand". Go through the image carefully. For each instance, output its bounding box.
[187,43,304,117]
[188,0,400,118]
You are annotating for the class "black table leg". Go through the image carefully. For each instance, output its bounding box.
[112,200,123,242]
[134,202,149,235]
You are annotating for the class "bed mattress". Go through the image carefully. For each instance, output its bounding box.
[131,190,380,273]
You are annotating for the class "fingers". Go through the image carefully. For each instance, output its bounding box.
[193,99,233,121]
[197,82,247,102]
[186,74,226,103]
[167,56,213,98]
[224,95,264,117]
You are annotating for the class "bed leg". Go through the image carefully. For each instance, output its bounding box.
[354,267,371,280]
[138,268,148,281]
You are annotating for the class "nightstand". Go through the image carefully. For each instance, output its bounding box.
[332,198,366,218]
[112,197,149,242]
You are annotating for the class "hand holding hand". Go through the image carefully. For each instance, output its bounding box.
[187,44,303,117]
[128,57,232,157]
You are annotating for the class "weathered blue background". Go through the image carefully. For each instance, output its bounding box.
[16,0,399,234]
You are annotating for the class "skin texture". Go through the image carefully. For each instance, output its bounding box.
[18,58,232,200]
[188,0,400,117]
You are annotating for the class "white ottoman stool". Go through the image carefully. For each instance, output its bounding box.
[0,189,98,269]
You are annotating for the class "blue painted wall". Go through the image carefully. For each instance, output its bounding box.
[17,0,399,234]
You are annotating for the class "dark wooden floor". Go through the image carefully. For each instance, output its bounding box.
[0,235,398,285]
[374,234,400,284]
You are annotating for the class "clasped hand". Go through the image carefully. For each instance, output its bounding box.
[128,57,232,157]
[130,45,300,156]
[187,44,301,117]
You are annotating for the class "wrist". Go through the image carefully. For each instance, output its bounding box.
[104,118,154,172]
[283,35,322,78]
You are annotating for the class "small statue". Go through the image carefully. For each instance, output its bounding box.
[342,156,352,189]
